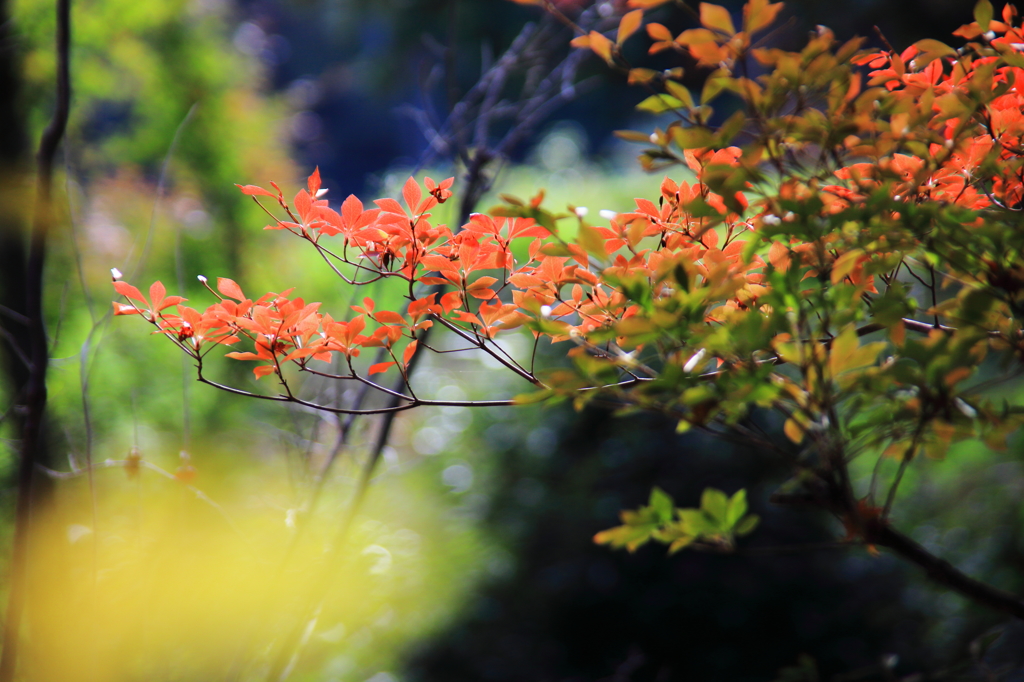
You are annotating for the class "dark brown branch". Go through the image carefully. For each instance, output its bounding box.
[866,520,1024,620]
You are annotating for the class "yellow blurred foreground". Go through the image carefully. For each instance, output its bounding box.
[17,447,485,681]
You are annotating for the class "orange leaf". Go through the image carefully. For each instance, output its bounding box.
[617,9,644,45]
[307,167,321,196]
[699,2,735,35]
[441,291,463,313]
[646,22,672,41]
[375,310,407,325]
[236,184,277,198]
[403,340,418,367]
[570,34,591,49]
[587,31,615,65]
[218,278,245,301]
[467,276,499,291]
[113,281,146,304]
[368,361,396,375]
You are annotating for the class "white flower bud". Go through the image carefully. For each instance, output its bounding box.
[110,267,123,281]
[599,210,618,221]
[315,188,329,198]
[762,214,781,226]
[197,275,208,283]
[575,206,589,218]
[540,305,552,318]
[683,348,706,373]
[955,398,977,419]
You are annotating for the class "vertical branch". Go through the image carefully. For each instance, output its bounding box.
[0,0,71,679]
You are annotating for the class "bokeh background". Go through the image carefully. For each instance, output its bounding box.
[2,0,1023,680]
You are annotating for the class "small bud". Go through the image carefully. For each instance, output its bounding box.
[110,267,123,281]
[599,210,618,221]
[315,188,329,198]
[649,133,659,144]
[954,398,977,419]
[683,348,706,373]
[762,214,781,226]
[197,275,208,283]
[540,305,552,318]
[575,206,589,218]
[984,30,997,41]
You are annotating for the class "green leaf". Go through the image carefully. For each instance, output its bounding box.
[725,489,748,527]
[735,515,760,536]
[637,94,684,114]
[664,80,695,109]
[715,110,747,146]
[700,487,730,525]
[975,0,994,31]
[649,487,675,522]
[672,126,717,150]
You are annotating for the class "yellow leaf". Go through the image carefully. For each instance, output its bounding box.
[783,418,804,444]
[830,248,863,285]
[744,0,783,34]
[700,2,735,35]
[829,325,884,378]
[617,9,644,45]
[577,222,606,257]
[664,80,694,108]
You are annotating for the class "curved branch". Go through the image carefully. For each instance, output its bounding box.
[866,519,1024,620]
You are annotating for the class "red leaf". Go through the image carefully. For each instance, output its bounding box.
[403,340,418,367]
[217,277,245,301]
[294,190,312,221]
[375,310,407,325]
[374,198,406,216]
[368,361,396,375]
[307,167,321,196]
[149,281,167,310]
[113,281,147,304]
[236,184,277,198]
[402,177,422,213]
[440,291,463,313]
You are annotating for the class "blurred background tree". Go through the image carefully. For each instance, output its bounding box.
[2,0,1023,680]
